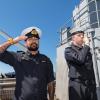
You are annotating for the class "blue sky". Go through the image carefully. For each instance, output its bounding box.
[0,0,79,73]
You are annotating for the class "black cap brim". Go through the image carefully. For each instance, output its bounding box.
[71,31,84,36]
[25,32,40,39]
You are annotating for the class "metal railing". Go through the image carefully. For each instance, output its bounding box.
[0,88,15,100]
[0,78,16,100]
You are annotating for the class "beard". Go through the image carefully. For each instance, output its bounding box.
[27,43,39,51]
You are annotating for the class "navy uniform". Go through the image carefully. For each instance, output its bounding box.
[65,29,97,100]
[0,27,55,100]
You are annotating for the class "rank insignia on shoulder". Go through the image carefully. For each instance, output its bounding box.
[41,60,46,62]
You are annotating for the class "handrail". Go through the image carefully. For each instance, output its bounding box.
[0,78,16,82]
[0,82,16,89]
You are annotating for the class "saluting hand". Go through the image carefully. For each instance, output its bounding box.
[83,36,90,46]
[13,35,28,43]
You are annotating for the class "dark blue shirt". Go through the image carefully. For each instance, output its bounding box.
[0,51,55,100]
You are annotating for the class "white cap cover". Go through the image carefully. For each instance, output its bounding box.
[21,26,42,38]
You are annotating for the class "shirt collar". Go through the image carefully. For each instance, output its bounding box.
[71,43,83,50]
[26,50,39,57]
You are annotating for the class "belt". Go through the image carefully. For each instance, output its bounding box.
[70,78,95,86]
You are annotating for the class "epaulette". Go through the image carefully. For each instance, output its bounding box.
[17,51,25,54]
[17,51,24,53]
[40,53,51,63]
[16,51,26,62]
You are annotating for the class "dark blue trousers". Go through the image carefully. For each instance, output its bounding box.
[69,78,97,100]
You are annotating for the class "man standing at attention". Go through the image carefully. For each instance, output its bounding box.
[65,28,97,100]
[0,26,55,100]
